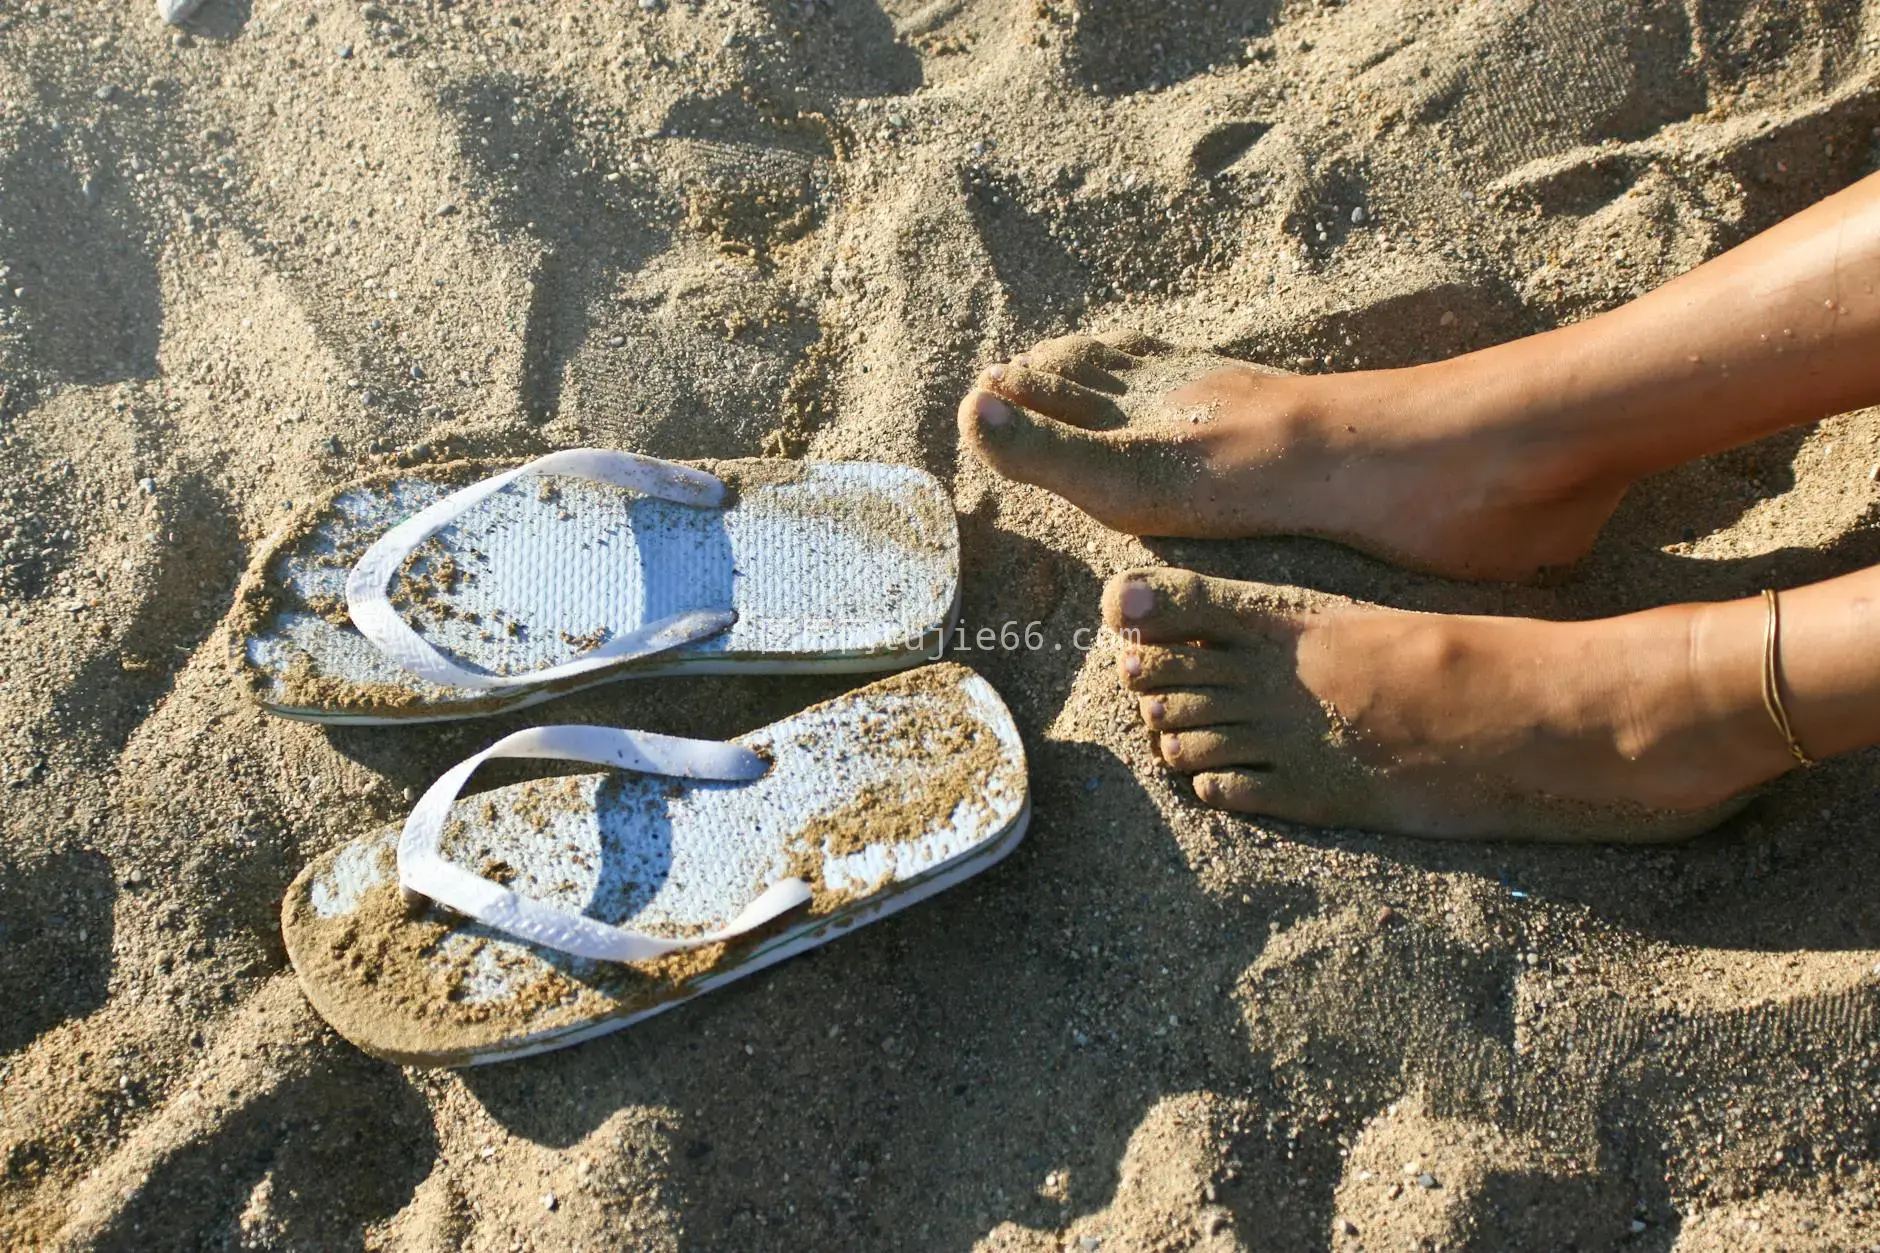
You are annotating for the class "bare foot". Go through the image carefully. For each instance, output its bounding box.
[959,331,1632,582]
[1103,567,1800,840]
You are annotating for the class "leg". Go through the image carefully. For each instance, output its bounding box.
[1105,564,1880,841]
[962,171,1880,581]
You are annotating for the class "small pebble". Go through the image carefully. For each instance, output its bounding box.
[1417,1172,1438,1189]
[337,43,353,59]
[409,364,425,381]
[1629,1219,1647,1234]
[1439,310,1457,327]
[607,334,626,348]
[435,202,458,217]
[541,1192,557,1211]
[1351,206,1367,225]
[94,84,115,102]
[1078,1238,1102,1252]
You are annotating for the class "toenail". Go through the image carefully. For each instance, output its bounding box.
[1122,651,1142,678]
[1145,698,1165,724]
[1163,733,1181,759]
[1119,580,1155,620]
[973,392,1014,429]
[986,363,1006,381]
[1195,775,1219,804]
[1015,353,1031,367]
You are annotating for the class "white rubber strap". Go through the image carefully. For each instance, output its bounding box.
[346,449,733,691]
[398,725,813,963]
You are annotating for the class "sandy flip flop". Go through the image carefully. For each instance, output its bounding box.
[282,664,1029,1066]
[233,450,958,724]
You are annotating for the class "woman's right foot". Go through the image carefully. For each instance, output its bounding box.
[957,330,1633,582]
[1104,567,1799,842]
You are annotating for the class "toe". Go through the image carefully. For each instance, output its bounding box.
[1140,688,1249,731]
[1104,567,1296,646]
[960,388,1147,507]
[1193,770,1336,824]
[983,362,1125,427]
[1094,328,1172,356]
[1158,726,1270,772]
[1022,334,1138,391]
[1118,643,1244,691]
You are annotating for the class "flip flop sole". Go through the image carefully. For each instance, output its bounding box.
[282,664,1028,1066]
[236,459,958,723]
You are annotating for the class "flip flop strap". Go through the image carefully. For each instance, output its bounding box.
[346,449,734,691]
[398,725,814,963]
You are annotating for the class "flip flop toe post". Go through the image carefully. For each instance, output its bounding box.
[282,663,1028,1066]
[236,451,958,723]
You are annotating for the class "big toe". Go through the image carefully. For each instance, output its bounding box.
[959,389,1157,523]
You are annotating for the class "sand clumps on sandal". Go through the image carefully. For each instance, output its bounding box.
[233,450,959,724]
[282,663,1029,1066]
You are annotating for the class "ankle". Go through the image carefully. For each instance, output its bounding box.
[1398,352,1637,501]
[1681,599,1803,789]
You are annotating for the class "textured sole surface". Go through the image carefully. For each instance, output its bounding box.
[239,459,958,721]
[282,664,1028,1066]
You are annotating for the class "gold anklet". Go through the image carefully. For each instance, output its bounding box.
[1761,588,1815,768]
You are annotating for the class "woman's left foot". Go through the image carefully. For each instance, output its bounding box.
[1105,568,1799,841]
[960,332,1632,582]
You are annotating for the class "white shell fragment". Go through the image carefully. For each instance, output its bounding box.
[156,0,210,25]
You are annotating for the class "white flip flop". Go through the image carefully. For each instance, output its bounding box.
[281,663,1029,1066]
[233,451,959,724]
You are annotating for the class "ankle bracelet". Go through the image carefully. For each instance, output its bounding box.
[1761,588,1815,768]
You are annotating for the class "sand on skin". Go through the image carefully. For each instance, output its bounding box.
[3,0,1880,1249]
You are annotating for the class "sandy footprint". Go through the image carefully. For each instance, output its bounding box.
[1329,1089,1639,1250]
[979,1093,1242,1253]
[47,976,433,1250]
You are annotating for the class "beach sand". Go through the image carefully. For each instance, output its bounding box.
[3,0,1880,1248]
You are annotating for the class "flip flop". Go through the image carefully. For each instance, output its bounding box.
[281,663,1029,1066]
[233,450,958,724]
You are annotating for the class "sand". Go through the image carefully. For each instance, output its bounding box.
[2,0,1880,1248]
